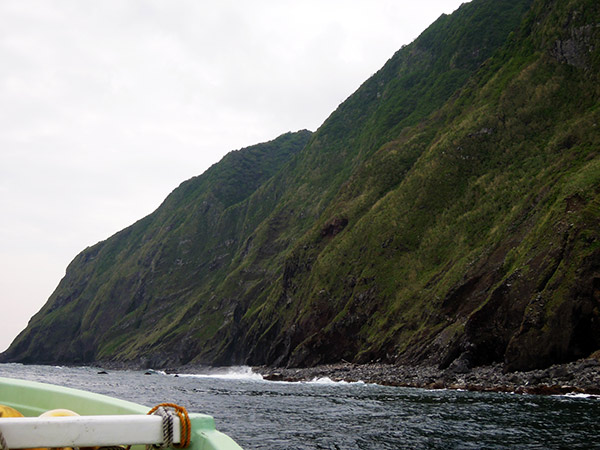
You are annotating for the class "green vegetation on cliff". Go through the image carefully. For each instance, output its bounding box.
[3,0,599,372]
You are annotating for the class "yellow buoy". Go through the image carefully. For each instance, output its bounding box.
[39,408,79,417]
[0,404,24,417]
[37,409,81,450]
[0,406,47,450]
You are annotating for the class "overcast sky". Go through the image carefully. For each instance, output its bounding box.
[0,0,468,353]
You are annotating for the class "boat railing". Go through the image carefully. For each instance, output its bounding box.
[0,414,182,449]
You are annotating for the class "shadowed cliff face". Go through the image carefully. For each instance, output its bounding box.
[3,0,600,372]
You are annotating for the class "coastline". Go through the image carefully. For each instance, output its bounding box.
[251,358,600,396]
[89,357,600,396]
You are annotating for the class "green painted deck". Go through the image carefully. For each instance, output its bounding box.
[0,376,242,450]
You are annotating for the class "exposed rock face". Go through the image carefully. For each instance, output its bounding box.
[551,24,599,69]
[504,247,600,371]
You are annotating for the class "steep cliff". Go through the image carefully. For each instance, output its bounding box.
[2,130,312,365]
[3,0,599,372]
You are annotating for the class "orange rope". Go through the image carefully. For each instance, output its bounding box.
[147,403,192,448]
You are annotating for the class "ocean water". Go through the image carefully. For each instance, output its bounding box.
[1,364,599,449]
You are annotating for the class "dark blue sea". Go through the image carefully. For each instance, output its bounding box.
[1,363,599,449]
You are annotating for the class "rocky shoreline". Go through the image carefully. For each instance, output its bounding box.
[97,357,600,396]
[252,358,600,396]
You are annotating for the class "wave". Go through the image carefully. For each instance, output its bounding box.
[306,376,367,386]
[145,369,168,376]
[175,366,264,381]
[167,367,370,385]
[558,392,600,400]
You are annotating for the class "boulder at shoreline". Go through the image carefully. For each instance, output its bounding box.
[253,358,600,396]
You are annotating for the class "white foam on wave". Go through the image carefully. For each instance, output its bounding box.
[306,376,366,386]
[176,366,264,381]
[558,392,600,400]
[170,367,370,385]
[147,369,168,376]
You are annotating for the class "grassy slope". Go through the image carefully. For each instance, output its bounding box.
[203,0,542,366]
[3,130,312,364]
[5,0,600,372]
[233,0,600,370]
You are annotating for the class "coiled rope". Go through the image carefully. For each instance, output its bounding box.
[0,428,8,450]
[147,403,191,449]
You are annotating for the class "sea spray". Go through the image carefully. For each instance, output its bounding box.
[175,366,264,382]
